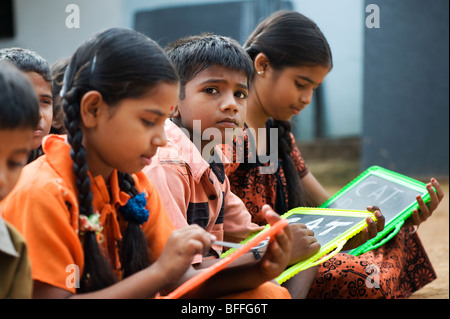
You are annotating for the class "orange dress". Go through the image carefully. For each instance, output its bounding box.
[3,134,291,298]
[1,135,174,293]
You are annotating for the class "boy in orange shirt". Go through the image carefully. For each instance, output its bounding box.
[144,34,317,298]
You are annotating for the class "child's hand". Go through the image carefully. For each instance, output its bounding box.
[406,178,444,227]
[154,225,215,287]
[256,205,293,281]
[343,206,384,250]
[287,223,320,265]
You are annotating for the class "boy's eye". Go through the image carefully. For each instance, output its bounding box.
[235,91,247,99]
[204,87,218,94]
[40,98,53,106]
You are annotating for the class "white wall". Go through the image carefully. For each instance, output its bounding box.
[0,0,123,64]
[1,0,365,139]
[291,0,365,139]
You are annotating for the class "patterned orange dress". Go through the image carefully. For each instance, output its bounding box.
[224,123,436,298]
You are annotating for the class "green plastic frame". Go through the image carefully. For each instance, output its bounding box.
[319,166,431,256]
[221,207,375,284]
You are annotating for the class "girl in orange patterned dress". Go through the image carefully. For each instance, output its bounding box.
[225,10,444,298]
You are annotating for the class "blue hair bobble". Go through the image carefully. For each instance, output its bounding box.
[119,192,149,225]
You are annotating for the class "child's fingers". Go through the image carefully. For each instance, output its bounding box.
[360,226,369,244]
[366,206,385,232]
[178,224,215,256]
[427,179,443,212]
[262,204,281,226]
[374,210,385,232]
[365,216,378,239]
[416,195,431,222]
[431,178,445,201]
[262,204,292,244]
[273,227,291,252]
[262,236,286,271]
[411,209,422,226]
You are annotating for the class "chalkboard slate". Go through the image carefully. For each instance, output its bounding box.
[275,208,374,284]
[221,207,374,284]
[286,211,367,248]
[320,166,431,256]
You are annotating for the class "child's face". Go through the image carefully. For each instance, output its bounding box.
[0,128,34,201]
[256,64,330,121]
[82,82,179,179]
[26,72,53,149]
[177,65,248,147]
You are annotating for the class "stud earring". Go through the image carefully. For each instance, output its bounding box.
[257,70,264,75]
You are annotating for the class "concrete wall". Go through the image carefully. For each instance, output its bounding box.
[361,0,449,177]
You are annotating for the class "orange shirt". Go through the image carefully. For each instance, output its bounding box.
[1,135,174,293]
[144,120,263,260]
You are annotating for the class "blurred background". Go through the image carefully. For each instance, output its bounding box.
[1,0,448,298]
[1,0,448,181]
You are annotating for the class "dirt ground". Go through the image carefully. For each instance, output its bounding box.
[308,160,449,299]
[408,182,449,299]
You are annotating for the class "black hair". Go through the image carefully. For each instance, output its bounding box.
[50,57,69,134]
[245,10,332,70]
[0,60,39,130]
[61,27,179,292]
[165,33,254,99]
[0,47,52,84]
[245,10,333,211]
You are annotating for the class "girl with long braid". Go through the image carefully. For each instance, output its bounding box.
[225,10,444,298]
[2,27,293,299]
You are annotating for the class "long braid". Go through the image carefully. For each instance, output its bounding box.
[272,120,306,211]
[63,86,118,292]
[117,172,150,278]
[59,27,179,292]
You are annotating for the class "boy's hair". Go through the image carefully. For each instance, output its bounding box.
[0,47,52,84]
[61,27,179,292]
[166,33,254,99]
[0,60,39,130]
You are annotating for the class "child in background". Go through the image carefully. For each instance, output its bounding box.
[144,33,315,298]
[225,10,443,298]
[0,48,53,163]
[1,28,292,299]
[50,57,69,134]
[0,60,40,298]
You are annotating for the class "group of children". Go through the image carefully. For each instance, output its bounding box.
[0,10,444,299]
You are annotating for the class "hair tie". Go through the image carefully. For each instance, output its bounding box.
[79,212,102,235]
[119,192,149,225]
